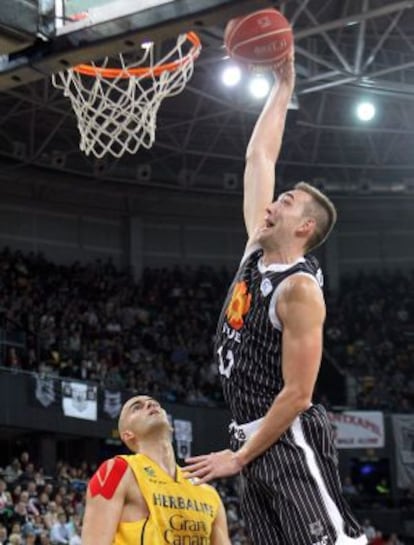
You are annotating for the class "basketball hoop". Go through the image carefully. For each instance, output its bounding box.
[52,32,201,159]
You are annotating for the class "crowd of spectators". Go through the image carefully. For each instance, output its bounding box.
[0,247,228,406]
[325,270,414,412]
[0,452,250,545]
[0,452,85,545]
[361,518,406,545]
[0,247,413,542]
[0,247,413,411]
[0,451,410,545]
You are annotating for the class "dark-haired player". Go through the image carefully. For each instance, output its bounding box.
[82,395,231,545]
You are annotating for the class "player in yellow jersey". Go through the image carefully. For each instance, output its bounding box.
[81,395,231,545]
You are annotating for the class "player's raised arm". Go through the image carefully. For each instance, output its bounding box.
[243,57,295,242]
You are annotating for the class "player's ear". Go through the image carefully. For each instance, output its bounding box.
[296,217,315,238]
[122,429,135,444]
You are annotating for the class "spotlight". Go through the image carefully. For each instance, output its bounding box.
[221,64,242,87]
[249,75,270,99]
[356,101,375,121]
[141,40,153,49]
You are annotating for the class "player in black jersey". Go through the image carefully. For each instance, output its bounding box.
[185,55,367,545]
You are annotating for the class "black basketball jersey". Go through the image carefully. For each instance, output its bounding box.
[215,245,323,424]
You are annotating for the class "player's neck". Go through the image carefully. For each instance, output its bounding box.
[139,437,176,477]
[261,247,304,267]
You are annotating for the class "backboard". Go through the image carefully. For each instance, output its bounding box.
[55,0,176,33]
[0,0,268,90]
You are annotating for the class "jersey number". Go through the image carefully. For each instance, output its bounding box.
[218,346,235,378]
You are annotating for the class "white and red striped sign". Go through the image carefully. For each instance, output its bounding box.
[328,411,385,449]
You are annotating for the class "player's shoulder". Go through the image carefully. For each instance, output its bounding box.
[279,273,324,305]
[88,456,131,499]
[199,482,215,491]
[186,477,219,496]
[96,455,130,470]
[199,482,222,501]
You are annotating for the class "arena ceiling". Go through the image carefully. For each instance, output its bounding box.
[0,0,414,207]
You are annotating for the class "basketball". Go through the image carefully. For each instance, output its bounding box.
[224,8,293,68]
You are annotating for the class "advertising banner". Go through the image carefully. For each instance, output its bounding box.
[328,411,385,449]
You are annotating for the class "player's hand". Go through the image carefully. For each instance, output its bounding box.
[184,449,243,484]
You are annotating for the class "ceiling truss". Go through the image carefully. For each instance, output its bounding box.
[0,0,413,198]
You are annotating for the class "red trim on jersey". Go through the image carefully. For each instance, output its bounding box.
[89,457,128,499]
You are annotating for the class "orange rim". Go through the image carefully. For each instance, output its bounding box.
[72,32,201,78]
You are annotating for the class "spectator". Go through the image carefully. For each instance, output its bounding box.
[18,493,38,518]
[42,502,59,532]
[362,519,376,542]
[3,461,21,485]
[66,515,81,545]
[385,533,404,545]
[342,476,359,497]
[0,481,10,515]
[7,534,22,545]
[38,533,51,545]
[22,531,35,545]
[50,513,70,545]
[18,455,29,474]
[370,531,386,545]
[10,504,28,528]
[0,524,7,545]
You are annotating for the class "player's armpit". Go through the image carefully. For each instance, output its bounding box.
[89,456,128,499]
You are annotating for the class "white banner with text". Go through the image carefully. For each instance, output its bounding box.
[327,411,385,449]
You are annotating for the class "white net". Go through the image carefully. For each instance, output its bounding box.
[52,33,201,158]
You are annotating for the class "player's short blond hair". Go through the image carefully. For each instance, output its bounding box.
[294,181,337,252]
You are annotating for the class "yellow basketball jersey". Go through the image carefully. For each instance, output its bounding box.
[114,454,221,545]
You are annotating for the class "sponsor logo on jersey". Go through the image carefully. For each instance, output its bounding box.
[222,322,241,343]
[316,268,324,287]
[153,493,215,518]
[143,466,156,478]
[225,280,251,330]
[164,514,209,544]
[260,277,273,297]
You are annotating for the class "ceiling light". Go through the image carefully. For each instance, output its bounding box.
[141,40,154,50]
[221,64,242,87]
[249,75,270,99]
[356,101,375,121]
